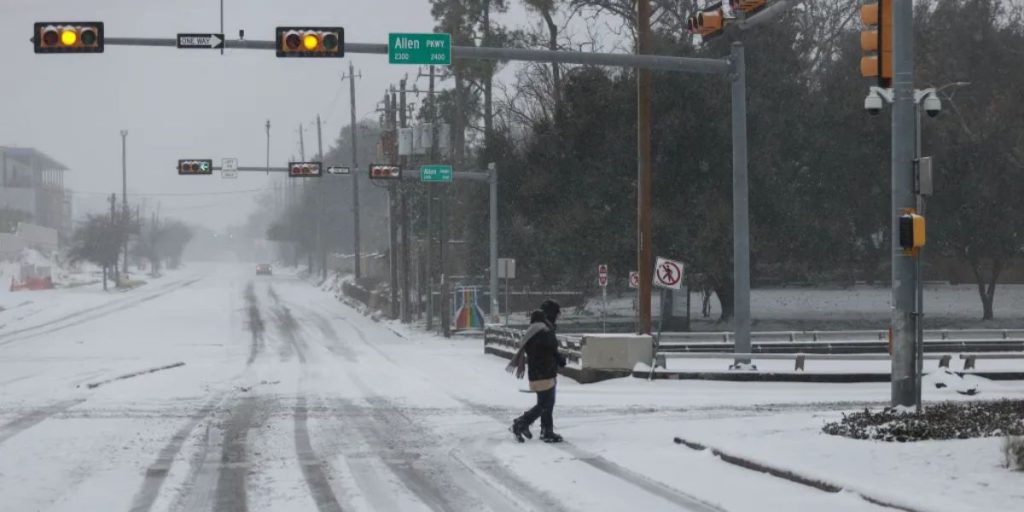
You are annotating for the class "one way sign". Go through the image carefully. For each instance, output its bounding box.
[177,33,224,49]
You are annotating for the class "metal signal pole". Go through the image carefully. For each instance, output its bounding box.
[637,0,653,334]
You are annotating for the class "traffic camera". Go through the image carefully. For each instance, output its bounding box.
[276,27,344,58]
[34,22,104,53]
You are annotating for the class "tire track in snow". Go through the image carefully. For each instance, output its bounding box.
[328,305,722,511]
[0,398,86,446]
[0,278,202,347]
[294,395,345,512]
[268,285,307,364]
[213,397,262,512]
[129,395,226,512]
[243,282,265,366]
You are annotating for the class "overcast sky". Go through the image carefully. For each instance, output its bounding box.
[0,0,538,230]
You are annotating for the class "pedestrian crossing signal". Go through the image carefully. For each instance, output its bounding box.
[34,22,104,53]
[899,213,926,253]
[178,159,213,175]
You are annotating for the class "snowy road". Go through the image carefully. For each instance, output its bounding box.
[0,264,1011,511]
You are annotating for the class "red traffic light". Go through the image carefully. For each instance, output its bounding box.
[276,27,344,58]
[34,22,104,53]
[288,161,323,178]
[178,159,213,175]
[368,164,402,180]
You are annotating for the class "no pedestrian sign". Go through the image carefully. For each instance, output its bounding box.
[653,257,684,290]
[177,33,224,49]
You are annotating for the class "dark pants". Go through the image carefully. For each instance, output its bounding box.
[519,386,556,430]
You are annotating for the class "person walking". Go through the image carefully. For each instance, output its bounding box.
[507,299,566,443]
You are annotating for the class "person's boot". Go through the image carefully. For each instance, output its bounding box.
[521,422,533,440]
[510,419,526,443]
[540,428,563,443]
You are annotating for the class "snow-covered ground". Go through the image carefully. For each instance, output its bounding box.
[576,284,1024,330]
[0,262,1022,511]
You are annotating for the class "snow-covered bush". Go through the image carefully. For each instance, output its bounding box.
[1004,436,1024,471]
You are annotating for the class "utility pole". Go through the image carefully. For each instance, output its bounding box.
[120,130,128,280]
[316,114,326,281]
[265,119,271,175]
[343,63,362,281]
[109,193,118,285]
[637,0,653,334]
[424,65,437,331]
[891,0,917,407]
[387,90,400,320]
[399,77,412,323]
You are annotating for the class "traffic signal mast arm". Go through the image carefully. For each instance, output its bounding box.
[206,164,492,182]
[95,37,729,74]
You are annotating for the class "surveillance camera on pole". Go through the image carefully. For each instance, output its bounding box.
[923,93,941,118]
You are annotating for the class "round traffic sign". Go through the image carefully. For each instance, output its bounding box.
[629,272,640,288]
[655,260,682,287]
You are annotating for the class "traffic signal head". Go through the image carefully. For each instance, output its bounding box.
[288,162,323,178]
[687,8,725,39]
[276,27,344,58]
[899,213,926,253]
[729,0,766,14]
[860,0,892,87]
[178,159,213,175]
[369,164,402,180]
[34,22,103,53]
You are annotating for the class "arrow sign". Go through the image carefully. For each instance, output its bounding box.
[177,33,224,49]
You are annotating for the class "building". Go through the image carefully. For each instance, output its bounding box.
[0,147,72,242]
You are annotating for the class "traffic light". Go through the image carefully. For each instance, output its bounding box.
[369,164,402,180]
[33,22,104,53]
[899,213,926,253]
[288,162,323,178]
[687,7,725,39]
[860,0,892,87]
[178,159,213,175]
[729,0,766,14]
[275,27,344,58]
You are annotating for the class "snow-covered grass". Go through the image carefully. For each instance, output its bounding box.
[575,284,1024,330]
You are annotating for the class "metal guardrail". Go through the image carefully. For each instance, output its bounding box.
[655,351,954,372]
[483,325,583,368]
[659,329,1024,344]
[657,339,1024,355]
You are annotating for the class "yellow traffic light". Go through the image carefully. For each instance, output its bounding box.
[34,22,104,53]
[276,27,344,58]
[899,213,926,253]
[860,0,892,86]
[60,28,77,46]
[303,34,319,51]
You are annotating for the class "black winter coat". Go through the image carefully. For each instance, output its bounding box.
[525,322,564,381]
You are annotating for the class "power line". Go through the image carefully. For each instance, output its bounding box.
[67,187,273,198]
